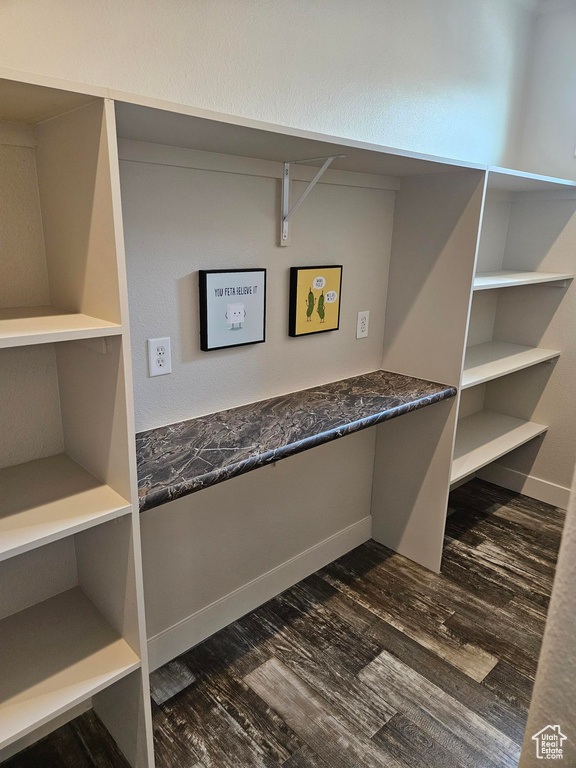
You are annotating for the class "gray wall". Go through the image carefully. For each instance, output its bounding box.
[516,2,576,179]
[121,142,394,663]
[121,143,394,432]
[520,467,576,766]
[0,0,534,167]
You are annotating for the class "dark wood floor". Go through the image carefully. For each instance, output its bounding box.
[4,479,564,768]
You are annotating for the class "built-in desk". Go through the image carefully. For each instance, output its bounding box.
[136,370,456,512]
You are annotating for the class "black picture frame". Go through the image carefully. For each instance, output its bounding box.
[289,265,343,337]
[199,268,267,351]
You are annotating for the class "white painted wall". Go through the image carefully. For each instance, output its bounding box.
[0,137,48,308]
[121,143,394,431]
[143,432,375,669]
[516,2,576,179]
[0,345,64,469]
[0,538,77,620]
[121,141,392,661]
[0,130,65,469]
[0,0,534,166]
[520,466,576,767]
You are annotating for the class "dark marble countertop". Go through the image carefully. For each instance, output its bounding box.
[136,370,457,512]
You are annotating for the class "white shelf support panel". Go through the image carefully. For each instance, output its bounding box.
[451,410,548,484]
[473,270,575,291]
[462,341,560,389]
[280,154,345,246]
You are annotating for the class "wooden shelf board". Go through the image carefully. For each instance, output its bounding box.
[114,101,486,179]
[0,306,122,348]
[0,454,131,562]
[0,587,140,751]
[462,341,560,389]
[0,79,97,124]
[473,271,574,291]
[451,410,547,484]
[487,166,576,193]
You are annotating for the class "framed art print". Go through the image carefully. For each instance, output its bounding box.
[289,265,342,337]
[199,268,266,351]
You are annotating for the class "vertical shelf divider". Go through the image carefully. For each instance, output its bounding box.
[372,170,487,572]
[87,98,155,768]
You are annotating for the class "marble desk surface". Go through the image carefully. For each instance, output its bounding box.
[136,369,457,512]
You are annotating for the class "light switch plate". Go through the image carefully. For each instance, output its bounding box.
[148,337,172,376]
[356,311,370,339]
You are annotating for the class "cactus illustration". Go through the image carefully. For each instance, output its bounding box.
[317,291,325,323]
[306,288,315,321]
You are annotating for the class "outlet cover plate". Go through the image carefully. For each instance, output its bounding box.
[148,337,172,376]
[356,311,370,339]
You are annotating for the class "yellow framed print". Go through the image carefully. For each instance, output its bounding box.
[289,265,342,337]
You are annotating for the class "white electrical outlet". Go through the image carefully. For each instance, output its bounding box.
[148,337,172,376]
[356,311,370,339]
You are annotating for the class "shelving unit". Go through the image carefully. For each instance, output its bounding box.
[473,270,574,291]
[462,341,560,389]
[453,166,576,495]
[0,77,154,767]
[1,69,575,764]
[451,411,547,484]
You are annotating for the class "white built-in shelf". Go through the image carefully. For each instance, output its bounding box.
[487,166,576,193]
[462,341,560,389]
[0,306,122,349]
[0,587,140,751]
[0,454,131,562]
[114,102,486,179]
[0,78,97,124]
[473,270,574,291]
[451,410,547,484]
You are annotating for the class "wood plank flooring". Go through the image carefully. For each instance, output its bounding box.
[3,479,564,768]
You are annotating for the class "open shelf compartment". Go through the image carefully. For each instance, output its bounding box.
[486,166,576,193]
[473,270,574,291]
[0,95,124,348]
[0,587,140,751]
[0,307,122,349]
[0,454,131,562]
[451,410,547,484]
[0,337,132,531]
[0,76,160,768]
[462,341,560,389]
[458,166,575,493]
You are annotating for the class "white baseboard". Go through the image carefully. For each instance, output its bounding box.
[147,516,372,671]
[477,464,571,510]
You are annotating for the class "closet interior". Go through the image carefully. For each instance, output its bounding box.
[1,73,575,768]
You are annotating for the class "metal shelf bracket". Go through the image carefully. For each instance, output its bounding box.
[280,154,345,246]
